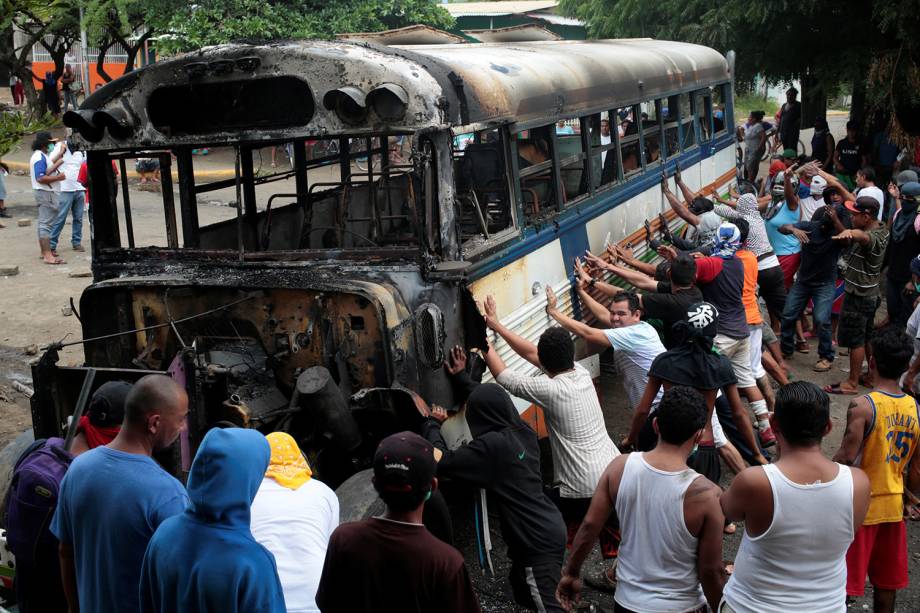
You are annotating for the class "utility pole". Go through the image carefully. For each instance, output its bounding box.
[79,6,90,102]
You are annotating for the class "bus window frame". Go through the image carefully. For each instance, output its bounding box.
[586,112,622,194]
[555,117,590,207]
[696,90,714,142]
[663,94,681,159]
[676,92,697,154]
[511,124,562,224]
[452,125,523,260]
[639,99,663,170]
[618,104,643,179]
[713,83,729,136]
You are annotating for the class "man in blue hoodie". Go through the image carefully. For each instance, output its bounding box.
[139,427,286,613]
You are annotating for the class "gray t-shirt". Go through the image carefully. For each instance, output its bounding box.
[603,321,666,409]
[744,122,765,158]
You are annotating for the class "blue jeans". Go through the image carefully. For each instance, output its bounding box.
[780,279,835,361]
[50,190,85,251]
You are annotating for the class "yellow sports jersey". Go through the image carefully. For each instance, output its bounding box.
[858,391,920,525]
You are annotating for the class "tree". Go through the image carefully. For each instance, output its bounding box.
[81,0,179,82]
[0,0,79,114]
[559,0,920,145]
[0,110,59,158]
[157,0,455,55]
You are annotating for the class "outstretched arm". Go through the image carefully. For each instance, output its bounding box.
[663,169,700,226]
[674,166,697,205]
[607,244,658,277]
[546,286,610,353]
[584,252,657,292]
[818,168,857,201]
[482,295,541,369]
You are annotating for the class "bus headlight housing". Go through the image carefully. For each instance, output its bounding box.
[322,87,367,125]
[367,83,408,122]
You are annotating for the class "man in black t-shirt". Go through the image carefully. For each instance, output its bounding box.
[316,432,480,613]
[834,121,868,189]
[583,251,701,348]
[777,196,852,371]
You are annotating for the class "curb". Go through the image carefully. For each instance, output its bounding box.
[2,160,237,180]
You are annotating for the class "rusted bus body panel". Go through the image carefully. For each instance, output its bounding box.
[75,261,463,408]
[71,42,448,151]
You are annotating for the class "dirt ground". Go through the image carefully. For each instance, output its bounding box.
[0,118,917,610]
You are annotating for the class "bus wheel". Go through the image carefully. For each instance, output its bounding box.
[335,468,385,524]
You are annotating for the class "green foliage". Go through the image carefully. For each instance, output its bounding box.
[157,0,455,54]
[0,111,60,158]
[733,93,778,123]
[559,0,920,144]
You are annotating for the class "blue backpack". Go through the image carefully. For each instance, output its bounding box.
[5,438,73,566]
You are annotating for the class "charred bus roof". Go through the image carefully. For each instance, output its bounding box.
[66,39,729,148]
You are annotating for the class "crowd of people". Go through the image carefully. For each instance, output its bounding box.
[5,107,920,613]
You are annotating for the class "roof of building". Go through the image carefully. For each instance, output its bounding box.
[443,1,560,17]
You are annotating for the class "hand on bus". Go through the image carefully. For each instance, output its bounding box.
[545,286,558,313]
[656,244,678,261]
[482,295,499,329]
[673,165,682,183]
[660,168,671,191]
[444,345,467,375]
[582,252,607,274]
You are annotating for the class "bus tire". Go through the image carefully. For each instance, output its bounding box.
[335,468,384,524]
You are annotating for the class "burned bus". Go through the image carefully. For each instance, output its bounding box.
[31,38,736,510]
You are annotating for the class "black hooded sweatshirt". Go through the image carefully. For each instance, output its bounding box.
[422,384,565,567]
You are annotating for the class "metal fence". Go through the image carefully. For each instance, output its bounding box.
[30,38,129,64]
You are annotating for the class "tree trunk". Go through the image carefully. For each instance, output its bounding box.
[800,71,826,129]
[850,76,867,127]
[96,38,115,83]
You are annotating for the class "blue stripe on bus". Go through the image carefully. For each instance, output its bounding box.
[468,133,735,280]
[558,224,590,320]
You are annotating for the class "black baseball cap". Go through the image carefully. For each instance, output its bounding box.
[32,131,58,149]
[844,196,880,216]
[87,381,132,427]
[373,431,436,496]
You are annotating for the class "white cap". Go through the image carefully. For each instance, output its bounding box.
[810,175,827,196]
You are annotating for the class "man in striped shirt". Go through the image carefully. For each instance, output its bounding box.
[827,197,889,395]
[480,295,621,585]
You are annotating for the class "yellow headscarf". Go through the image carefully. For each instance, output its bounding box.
[264,432,312,490]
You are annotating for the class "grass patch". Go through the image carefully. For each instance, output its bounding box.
[733,92,779,123]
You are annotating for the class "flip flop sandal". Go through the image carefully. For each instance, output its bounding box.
[858,375,875,388]
[44,257,65,265]
[723,522,737,535]
[796,341,810,354]
[838,348,850,357]
[824,383,857,395]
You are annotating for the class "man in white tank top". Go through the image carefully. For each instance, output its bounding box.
[557,386,726,612]
[720,381,871,612]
